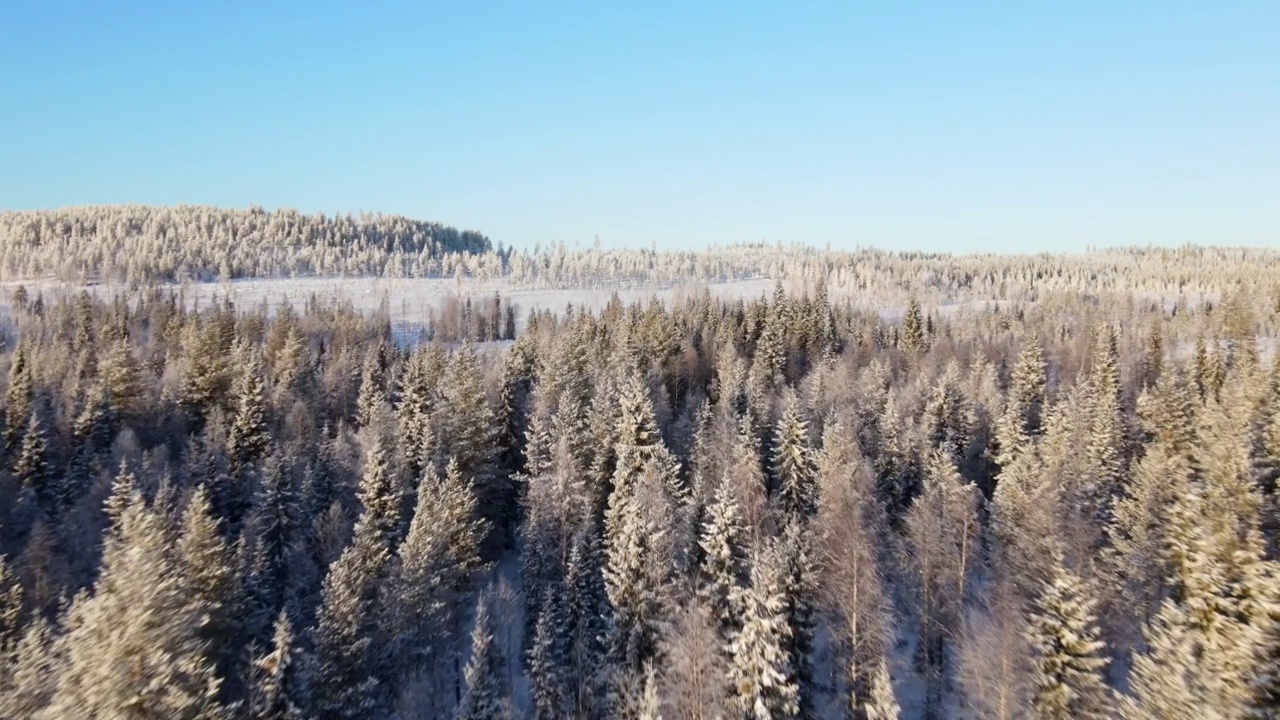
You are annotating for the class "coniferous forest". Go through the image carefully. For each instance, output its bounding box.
[4,208,1280,719]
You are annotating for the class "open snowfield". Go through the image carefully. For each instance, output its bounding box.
[0,276,777,339]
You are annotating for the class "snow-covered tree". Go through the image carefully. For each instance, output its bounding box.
[40,492,224,719]
[455,592,510,720]
[729,542,800,720]
[1025,558,1110,720]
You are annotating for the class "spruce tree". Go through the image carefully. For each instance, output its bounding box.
[863,659,900,720]
[455,593,510,720]
[384,461,485,686]
[729,542,799,720]
[995,337,1047,467]
[249,612,307,720]
[3,343,33,460]
[41,492,224,719]
[527,582,573,720]
[604,483,665,678]
[13,411,49,501]
[1025,559,1111,720]
[698,476,750,653]
[902,296,927,357]
[1082,324,1125,527]
[228,346,270,473]
[308,538,387,720]
[777,519,817,719]
[772,393,817,522]
[0,555,24,660]
[353,435,403,555]
[176,485,243,696]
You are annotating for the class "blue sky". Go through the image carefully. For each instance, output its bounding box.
[2,2,1277,252]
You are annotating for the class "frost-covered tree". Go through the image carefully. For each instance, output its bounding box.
[456,593,510,720]
[729,542,799,720]
[176,485,243,693]
[771,392,818,522]
[1025,558,1110,720]
[229,345,270,473]
[863,659,900,720]
[384,460,486,707]
[40,492,224,719]
[903,449,981,707]
[249,612,308,720]
[308,537,387,720]
[698,477,750,652]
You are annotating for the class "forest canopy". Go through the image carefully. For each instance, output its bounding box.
[2,210,1280,717]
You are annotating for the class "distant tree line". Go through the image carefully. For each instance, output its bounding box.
[0,205,491,283]
[5,207,1280,315]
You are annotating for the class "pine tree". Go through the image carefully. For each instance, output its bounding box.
[729,542,800,720]
[456,593,510,720]
[1025,559,1110,720]
[41,492,224,719]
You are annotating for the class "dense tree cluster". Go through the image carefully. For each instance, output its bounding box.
[2,245,1280,717]
[0,205,491,283]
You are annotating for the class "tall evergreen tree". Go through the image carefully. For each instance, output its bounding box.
[455,593,510,720]
[3,343,33,460]
[1025,559,1110,720]
[698,477,750,652]
[40,492,224,719]
[729,541,800,720]
[771,393,818,522]
[249,612,308,720]
[176,486,243,697]
[863,659,900,720]
[228,345,270,474]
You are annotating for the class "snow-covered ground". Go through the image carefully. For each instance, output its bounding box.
[1,276,777,337]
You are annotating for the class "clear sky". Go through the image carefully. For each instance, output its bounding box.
[2,2,1277,253]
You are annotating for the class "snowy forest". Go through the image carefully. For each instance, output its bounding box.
[3,208,1280,719]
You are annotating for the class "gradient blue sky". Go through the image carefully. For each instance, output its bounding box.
[2,2,1277,252]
